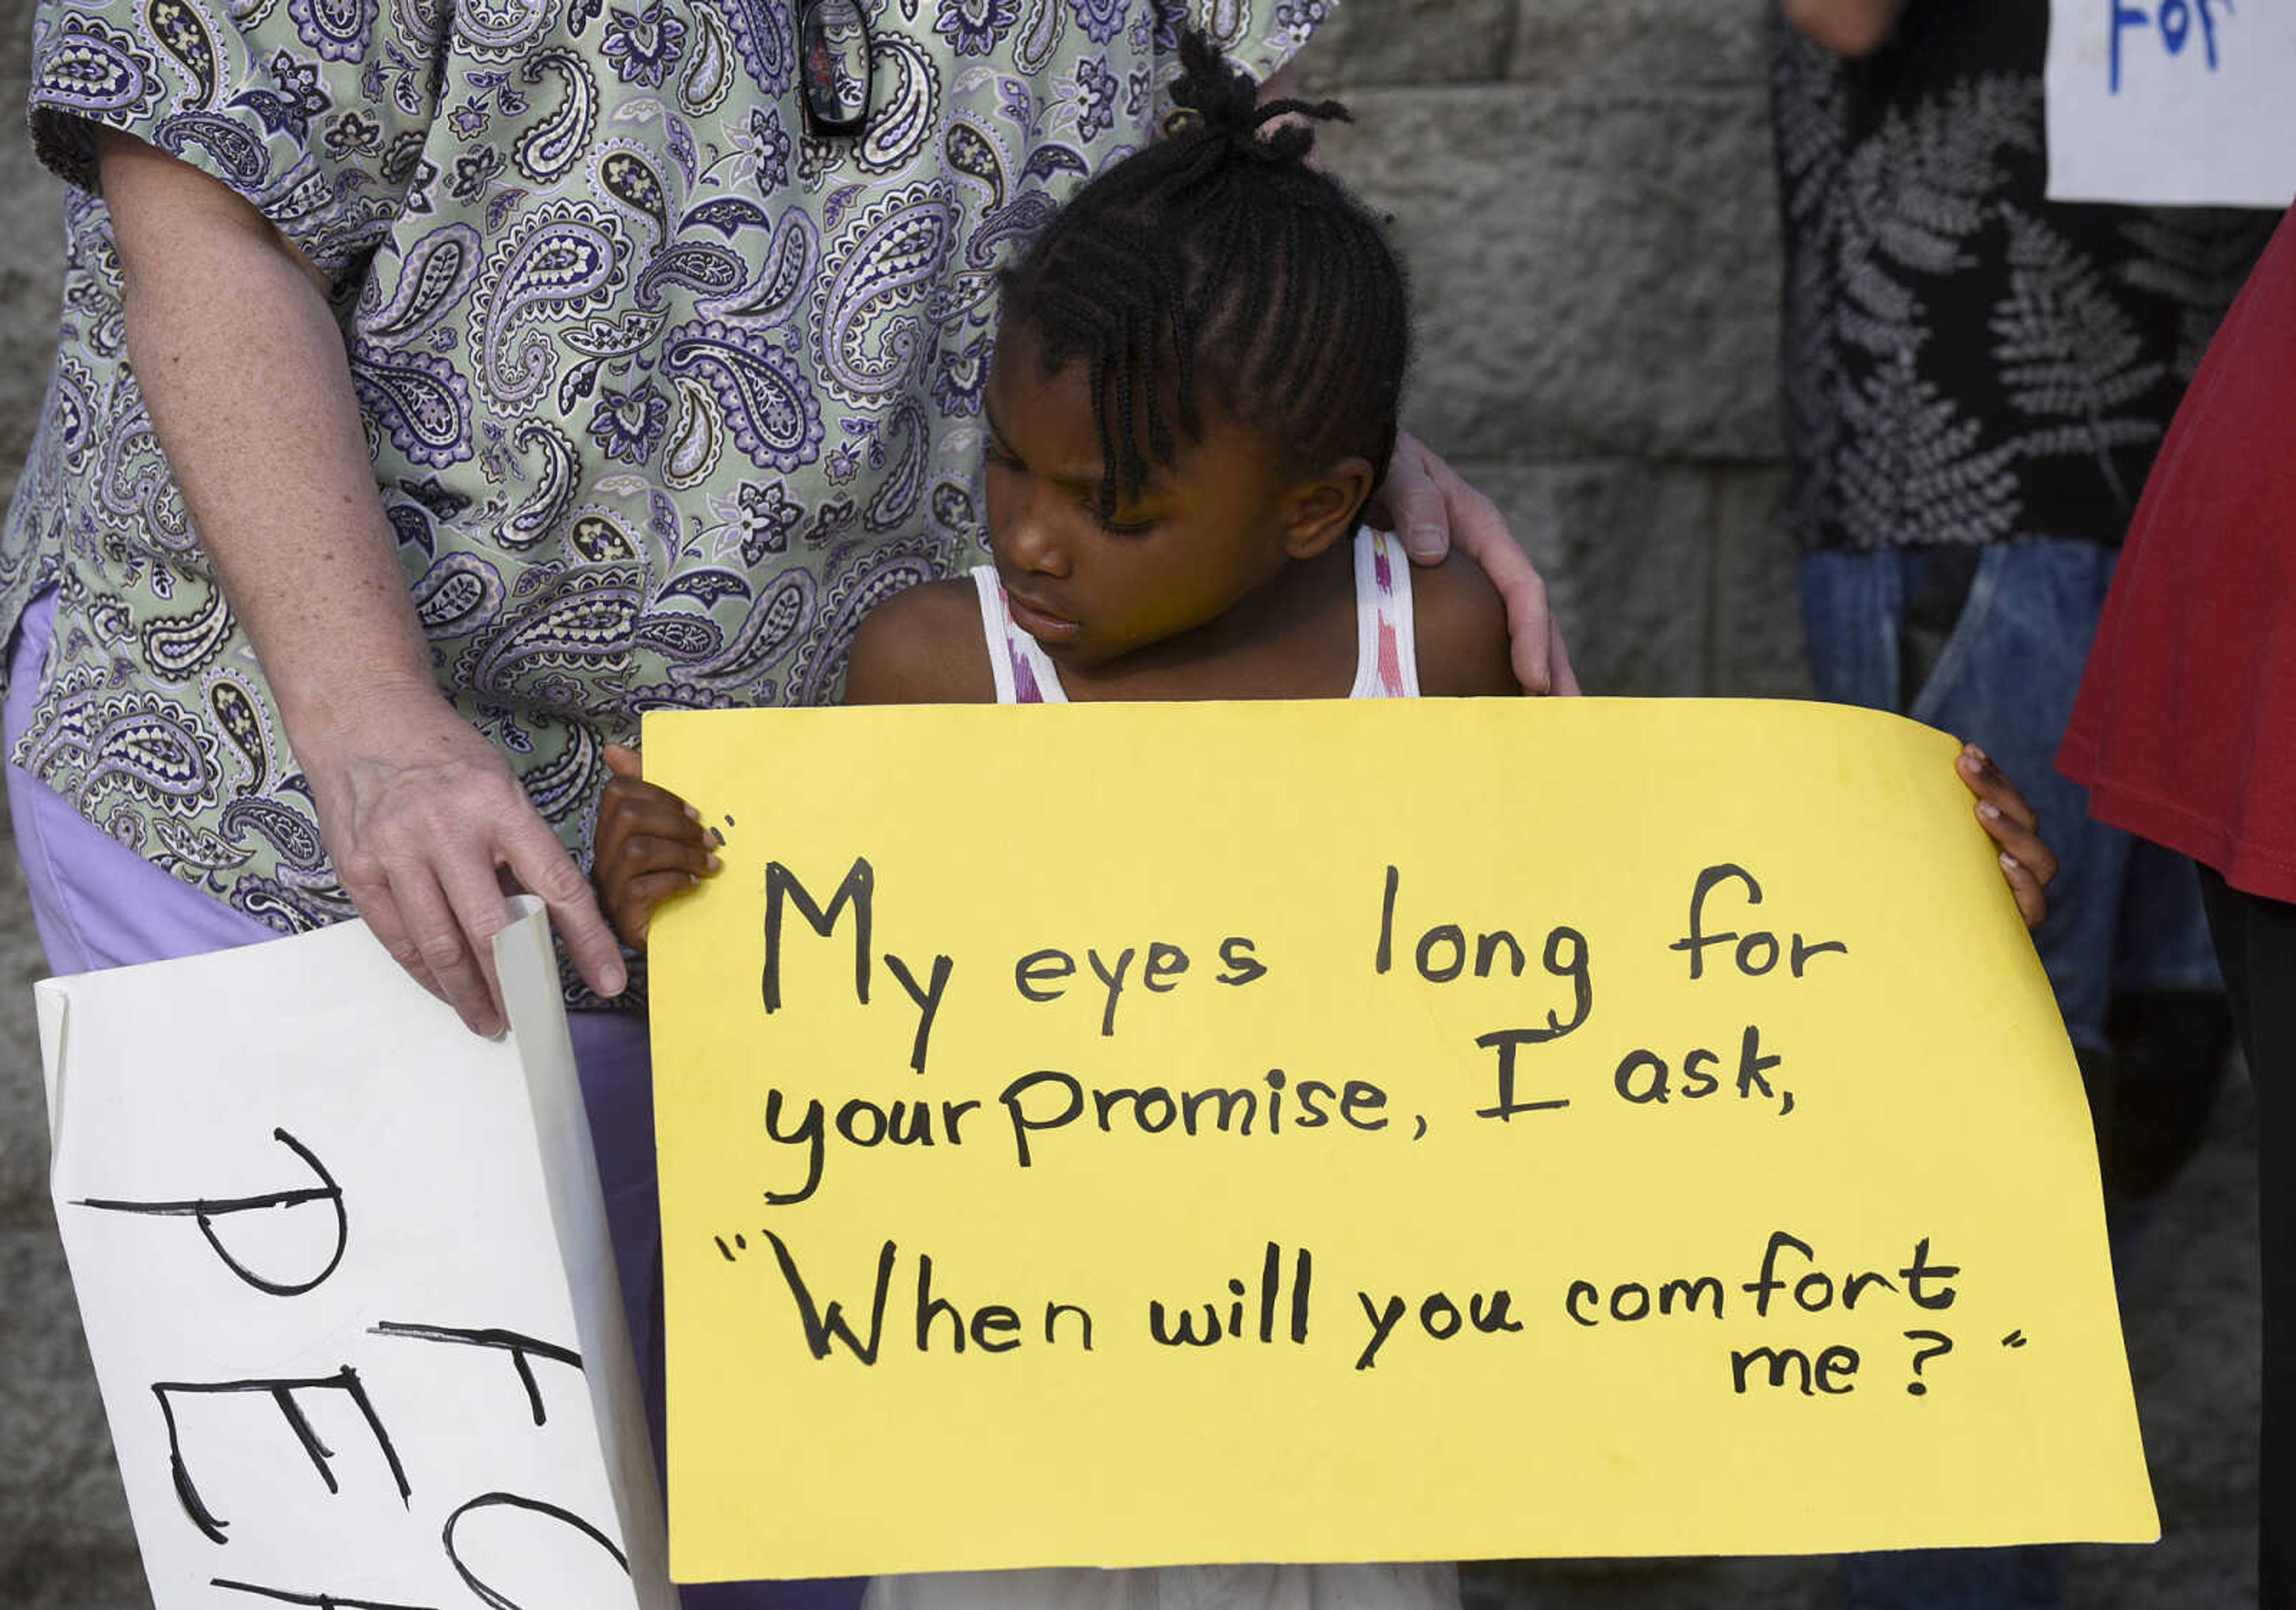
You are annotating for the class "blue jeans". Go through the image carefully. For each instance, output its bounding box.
[1800,539,2220,1053]
[1803,540,2219,1610]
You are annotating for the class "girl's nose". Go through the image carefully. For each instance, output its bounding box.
[1002,495,1070,578]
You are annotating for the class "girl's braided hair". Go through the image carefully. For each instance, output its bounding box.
[999,29,1410,520]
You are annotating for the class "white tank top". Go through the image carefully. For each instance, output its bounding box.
[969,527,1422,702]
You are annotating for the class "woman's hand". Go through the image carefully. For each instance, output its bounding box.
[99,129,627,1032]
[1373,429,1581,696]
[297,685,629,1034]
[593,745,720,950]
[1956,743,2058,928]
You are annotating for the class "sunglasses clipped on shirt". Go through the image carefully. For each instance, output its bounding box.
[798,0,872,136]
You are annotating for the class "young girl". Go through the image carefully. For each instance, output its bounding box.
[594,30,2057,1609]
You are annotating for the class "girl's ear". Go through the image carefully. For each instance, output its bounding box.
[1278,456,1376,560]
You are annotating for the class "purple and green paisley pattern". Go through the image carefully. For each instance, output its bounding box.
[4,0,1324,961]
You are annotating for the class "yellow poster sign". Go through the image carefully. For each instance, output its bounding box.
[647,699,2154,1584]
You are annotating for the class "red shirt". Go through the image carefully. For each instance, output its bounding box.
[2060,205,2296,904]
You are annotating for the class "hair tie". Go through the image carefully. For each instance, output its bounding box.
[1166,29,1352,167]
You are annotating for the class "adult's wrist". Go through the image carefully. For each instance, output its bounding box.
[273,661,456,763]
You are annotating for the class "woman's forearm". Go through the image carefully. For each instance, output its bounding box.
[99,130,435,744]
[94,129,628,1028]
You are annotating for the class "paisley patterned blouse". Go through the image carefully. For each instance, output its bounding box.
[3,0,1324,942]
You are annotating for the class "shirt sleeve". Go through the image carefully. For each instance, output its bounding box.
[26,0,450,280]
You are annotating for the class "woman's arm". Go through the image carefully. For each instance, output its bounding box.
[99,130,626,1031]
[1781,0,1910,56]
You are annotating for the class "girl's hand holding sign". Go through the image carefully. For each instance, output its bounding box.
[1959,743,2057,928]
[595,745,720,950]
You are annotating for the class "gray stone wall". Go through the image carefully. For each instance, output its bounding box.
[0,0,148,1597]
[0,3,2257,1607]
[1302,0,1805,700]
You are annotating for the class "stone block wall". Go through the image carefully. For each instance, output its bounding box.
[0,2,1808,1602]
[0,0,153,1597]
[0,0,53,512]
[1303,0,1806,699]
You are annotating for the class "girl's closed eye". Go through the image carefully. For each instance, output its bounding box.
[1091,501,1159,537]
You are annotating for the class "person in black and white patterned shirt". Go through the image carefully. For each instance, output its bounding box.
[1771,4,2271,1603]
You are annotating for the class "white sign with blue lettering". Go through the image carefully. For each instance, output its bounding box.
[2047,0,2296,207]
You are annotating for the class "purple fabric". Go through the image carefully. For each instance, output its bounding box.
[4,594,281,970]
[7,591,862,1610]
[581,1015,866,1610]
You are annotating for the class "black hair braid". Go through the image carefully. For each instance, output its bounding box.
[1115,299,1144,488]
[999,27,1412,521]
[1163,268,1199,443]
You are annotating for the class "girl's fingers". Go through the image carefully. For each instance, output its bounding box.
[1976,799,2059,888]
[610,777,703,820]
[594,790,712,910]
[596,832,720,946]
[1955,743,2041,830]
[609,832,721,881]
[597,821,720,950]
[1956,744,2057,929]
[604,743,643,781]
[604,792,711,847]
[613,869,708,948]
[1998,851,2048,929]
[1956,744,2057,931]
[599,780,709,879]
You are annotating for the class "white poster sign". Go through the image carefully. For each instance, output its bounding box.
[2047,0,2296,207]
[38,899,674,1610]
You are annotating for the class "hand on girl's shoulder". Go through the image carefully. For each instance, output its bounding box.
[1410,548,1522,698]
[842,577,999,705]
